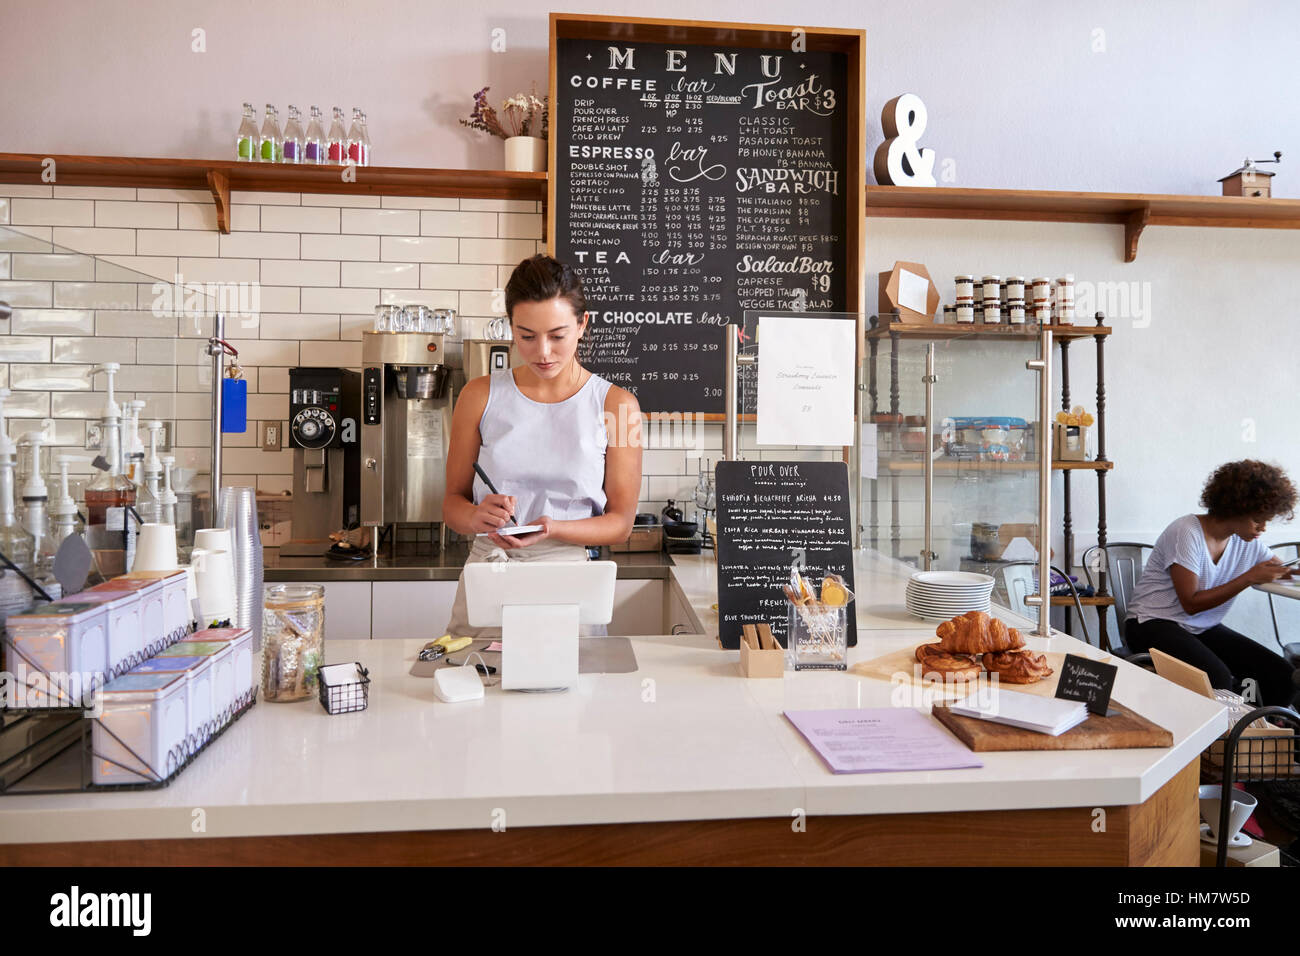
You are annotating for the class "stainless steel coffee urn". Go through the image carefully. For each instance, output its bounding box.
[461,339,516,381]
[360,331,453,548]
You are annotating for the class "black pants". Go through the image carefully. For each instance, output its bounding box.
[1126,617,1299,708]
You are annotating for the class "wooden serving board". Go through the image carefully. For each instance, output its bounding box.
[850,644,1072,700]
[932,701,1173,752]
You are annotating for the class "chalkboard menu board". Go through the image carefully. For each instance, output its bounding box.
[715,460,857,650]
[555,36,851,414]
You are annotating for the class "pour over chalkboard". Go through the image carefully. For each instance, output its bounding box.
[714,460,856,650]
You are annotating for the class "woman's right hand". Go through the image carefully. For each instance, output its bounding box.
[470,494,516,535]
[1245,558,1290,585]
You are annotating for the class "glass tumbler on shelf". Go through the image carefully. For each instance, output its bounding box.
[434,308,458,335]
[261,584,325,702]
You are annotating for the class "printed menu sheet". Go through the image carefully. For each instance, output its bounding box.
[755,314,855,446]
[555,37,849,414]
[785,709,984,774]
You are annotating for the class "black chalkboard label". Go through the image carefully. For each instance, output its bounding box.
[714,460,856,650]
[1055,654,1118,716]
[555,37,849,414]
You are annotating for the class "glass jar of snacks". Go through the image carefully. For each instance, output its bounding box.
[261,584,325,702]
[784,569,853,671]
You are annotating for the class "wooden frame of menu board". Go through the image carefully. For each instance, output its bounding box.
[548,13,866,421]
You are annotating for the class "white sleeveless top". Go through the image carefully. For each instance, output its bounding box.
[473,368,613,524]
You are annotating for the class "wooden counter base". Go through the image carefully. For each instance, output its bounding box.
[1,760,1199,867]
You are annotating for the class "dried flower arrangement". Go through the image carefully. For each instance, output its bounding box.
[458,87,548,140]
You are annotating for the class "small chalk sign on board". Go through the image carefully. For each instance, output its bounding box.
[1054,653,1118,716]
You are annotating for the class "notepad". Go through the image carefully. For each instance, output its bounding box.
[950,689,1088,736]
[475,524,543,537]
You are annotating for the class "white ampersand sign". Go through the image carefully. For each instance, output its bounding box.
[872,93,937,187]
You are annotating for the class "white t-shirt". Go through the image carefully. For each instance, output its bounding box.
[1127,513,1273,633]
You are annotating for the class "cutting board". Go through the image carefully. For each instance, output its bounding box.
[850,643,1072,700]
[932,701,1173,751]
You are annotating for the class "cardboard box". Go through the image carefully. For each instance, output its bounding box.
[1199,838,1280,867]
[739,623,784,678]
[1053,422,1089,461]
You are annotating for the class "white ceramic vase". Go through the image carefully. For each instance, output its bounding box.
[504,136,546,172]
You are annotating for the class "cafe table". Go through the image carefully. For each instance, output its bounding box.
[0,553,1226,866]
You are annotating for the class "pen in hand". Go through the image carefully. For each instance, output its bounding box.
[473,463,517,527]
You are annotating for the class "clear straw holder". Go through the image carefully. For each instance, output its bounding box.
[787,601,848,671]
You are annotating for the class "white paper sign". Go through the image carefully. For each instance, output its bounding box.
[756,315,856,447]
[897,268,929,315]
[859,422,878,480]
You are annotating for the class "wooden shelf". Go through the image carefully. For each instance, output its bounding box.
[866,184,1300,262]
[1051,595,1115,606]
[867,321,1110,341]
[0,153,547,233]
[879,459,1114,473]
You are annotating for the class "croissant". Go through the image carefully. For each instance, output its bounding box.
[935,610,1025,655]
[982,649,1054,684]
[915,642,982,679]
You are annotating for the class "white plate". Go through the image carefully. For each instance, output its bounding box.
[907,586,994,598]
[906,603,990,616]
[911,571,995,587]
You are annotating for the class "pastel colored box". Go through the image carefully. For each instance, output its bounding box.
[3,601,109,707]
[92,671,189,785]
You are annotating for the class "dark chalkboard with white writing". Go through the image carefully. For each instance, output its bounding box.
[714,460,856,650]
[1055,654,1118,716]
[555,37,850,414]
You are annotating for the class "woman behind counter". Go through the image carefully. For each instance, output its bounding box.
[441,254,643,637]
[1125,459,1299,707]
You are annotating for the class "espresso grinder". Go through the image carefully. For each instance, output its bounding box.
[284,367,361,556]
[360,330,453,551]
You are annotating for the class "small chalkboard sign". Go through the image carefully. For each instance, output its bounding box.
[714,460,856,650]
[1055,653,1118,716]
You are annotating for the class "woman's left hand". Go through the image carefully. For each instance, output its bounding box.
[489,515,557,550]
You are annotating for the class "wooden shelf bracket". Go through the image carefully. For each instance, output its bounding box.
[1123,204,1151,263]
[206,169,231,234]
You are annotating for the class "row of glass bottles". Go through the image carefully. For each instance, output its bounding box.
[236,103,371,165]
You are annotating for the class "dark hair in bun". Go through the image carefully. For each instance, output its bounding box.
[504,254,586,321]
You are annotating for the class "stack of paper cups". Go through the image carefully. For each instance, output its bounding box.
[193,528,234,556]
[131,523,179,572]
[217,487,264,650]
[191,547,237,624]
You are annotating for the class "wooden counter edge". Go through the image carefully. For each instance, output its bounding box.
[0,759,1198,867]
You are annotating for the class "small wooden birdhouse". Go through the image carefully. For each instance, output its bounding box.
[1219,154,1281,197]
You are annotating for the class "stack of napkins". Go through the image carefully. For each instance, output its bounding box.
[951,689,1088,736]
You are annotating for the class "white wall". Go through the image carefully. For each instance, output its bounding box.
[3,0,1296,196]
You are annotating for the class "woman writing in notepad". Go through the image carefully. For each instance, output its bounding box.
[441,255,643,637]
[1125,460,1300,707]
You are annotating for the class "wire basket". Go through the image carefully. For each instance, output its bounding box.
[318,662,370,715]
[1207,706,1300,867]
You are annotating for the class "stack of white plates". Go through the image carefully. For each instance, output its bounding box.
[906,571,995,622]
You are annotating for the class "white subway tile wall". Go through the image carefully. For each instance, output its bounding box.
[0,185,840,515]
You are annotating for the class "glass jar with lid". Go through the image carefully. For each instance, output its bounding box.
[261,584,325,702]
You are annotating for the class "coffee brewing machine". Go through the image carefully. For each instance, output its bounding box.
[284,367,361,556]
[360,331,453,551]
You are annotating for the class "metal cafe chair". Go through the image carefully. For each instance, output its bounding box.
[1082,542,1154,662]
[994,561,1093,647]
[1212,705,1300,867]
[1264,541,1300,669]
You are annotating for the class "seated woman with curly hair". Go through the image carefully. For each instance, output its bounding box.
[1126,459,1299,707]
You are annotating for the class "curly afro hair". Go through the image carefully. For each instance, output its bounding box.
[1200,460,1297,521]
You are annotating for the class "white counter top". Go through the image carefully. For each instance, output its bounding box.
[0,555,1227,845]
